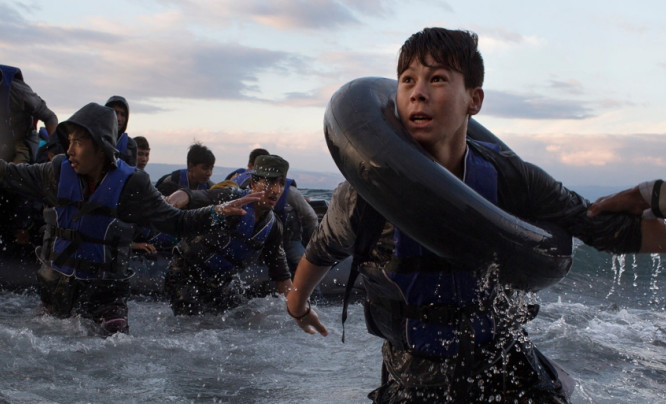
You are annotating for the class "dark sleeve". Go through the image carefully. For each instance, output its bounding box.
[186,187,243,209]
[287,186,319,243]
[155,172,180,196]
[0,155,61,205]
[496,151,642,254]
[11,79,58,127]
[260,216,291,281]
[304,181,359,266]
[117,170,215,237]
[121,137,137,166]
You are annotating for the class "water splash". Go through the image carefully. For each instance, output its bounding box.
[649,253,662,306]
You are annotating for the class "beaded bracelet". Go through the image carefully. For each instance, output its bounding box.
[210,205,226,224]
[286,300,311,320]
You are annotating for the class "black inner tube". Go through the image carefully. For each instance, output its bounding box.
[323,77,572,291]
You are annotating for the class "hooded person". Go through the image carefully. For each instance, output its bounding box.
[0,64,58,164]
[105,95,137,166]
[163,154,293,315]
[0,102,266,335]
[0,65,58,250]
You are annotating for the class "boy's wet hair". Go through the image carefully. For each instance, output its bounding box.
[134,136,150,150]
[397,27,484,89]
[248,148,269,165]
[187,142,215,167]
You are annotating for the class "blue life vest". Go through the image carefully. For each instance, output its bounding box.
[179,168,210,190]
[226,167,246,181]
[47,159,137,279]
[201,196,275,275]
[273,178,293,219]
[116,132,129,156]
[361,142,500,358]
[231,169,254,188]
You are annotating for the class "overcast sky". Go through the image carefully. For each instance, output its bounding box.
[2,0,666,188]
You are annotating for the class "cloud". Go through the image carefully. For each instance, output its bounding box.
[476,26,545,52]
[548,79,584,95]
[501,133,666,186]
[158,0,361,30]
[482,90,595,120]
[0,3,311,111]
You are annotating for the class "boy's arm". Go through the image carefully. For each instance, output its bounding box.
[0,157,60,203]
[587,181,666,253]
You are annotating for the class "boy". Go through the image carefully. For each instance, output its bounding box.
[286,27,666,403]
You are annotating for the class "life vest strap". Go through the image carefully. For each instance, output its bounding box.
[54,227,124,247]
[56,198,118,221]
[367,296,484,325]
[51,253,116,275]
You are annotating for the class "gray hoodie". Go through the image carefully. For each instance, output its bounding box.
[56,102,119,168]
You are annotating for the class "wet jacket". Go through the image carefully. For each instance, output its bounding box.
[305,139,642,359]
[183,186,291,282]
[196,194,276,275]
[0,64,58,163]
[358,142,502,358]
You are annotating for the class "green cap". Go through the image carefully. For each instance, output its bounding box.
[253,155,289,178]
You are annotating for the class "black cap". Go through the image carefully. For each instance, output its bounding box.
[253,155,289,178]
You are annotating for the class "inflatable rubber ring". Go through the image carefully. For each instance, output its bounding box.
[324,77,572,291]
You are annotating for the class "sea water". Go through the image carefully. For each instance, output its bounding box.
[1,190,665,403]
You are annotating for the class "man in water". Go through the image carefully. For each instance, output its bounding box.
[226,148,318,276]
[286,27,666,403]
[163,155,293,315]
[0,102,262,335]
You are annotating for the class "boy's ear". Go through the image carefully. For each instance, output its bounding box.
[467,87,484,116]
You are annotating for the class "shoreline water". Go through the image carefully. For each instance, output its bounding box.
[1,189,665,403]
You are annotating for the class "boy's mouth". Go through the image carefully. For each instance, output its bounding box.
[410,113,432,123]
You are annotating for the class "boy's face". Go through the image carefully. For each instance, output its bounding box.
[250,176,286,212]
[66,128,106,180]
[187,162,213,187]
[110,105,128,133]
[137,147,150,170]
[396,54,483,152]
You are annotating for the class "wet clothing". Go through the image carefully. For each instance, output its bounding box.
[164,186,291,315]
[304,139,642,402]
[0,64,57,164]
[0,65,58,163]
[37,265,131,335]
[44,159,137,280]
[104,95,137,166]
[155,168,214,196]
[231,172,318,273]
[116,132,137,166]
[281,185,318,273]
